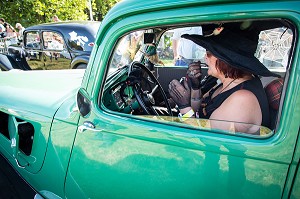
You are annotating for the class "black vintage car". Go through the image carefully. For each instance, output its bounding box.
[0,21,100,70]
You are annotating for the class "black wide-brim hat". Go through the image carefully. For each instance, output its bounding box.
[182,28,280,77]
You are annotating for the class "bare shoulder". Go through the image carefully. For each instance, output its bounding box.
[217,90,259,113]
[226,89,258,104]
[210,89,261,125]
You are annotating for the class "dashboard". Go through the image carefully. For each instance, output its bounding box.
[102,71,140,114]
[111,84,125,109]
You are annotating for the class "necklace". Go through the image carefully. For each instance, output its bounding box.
[201,78,236,116]
[217,79,236,95]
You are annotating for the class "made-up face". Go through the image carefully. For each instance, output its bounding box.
[205,51,220,78]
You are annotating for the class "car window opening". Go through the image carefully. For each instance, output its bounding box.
[102,19,293,137]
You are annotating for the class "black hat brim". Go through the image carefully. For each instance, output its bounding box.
[182,34,281,77]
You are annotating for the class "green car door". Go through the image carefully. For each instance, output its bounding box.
[65,1,300,198]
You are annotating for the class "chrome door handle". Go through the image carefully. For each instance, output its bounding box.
[78,121,103,133]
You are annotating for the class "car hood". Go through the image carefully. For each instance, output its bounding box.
[0,69,84,118]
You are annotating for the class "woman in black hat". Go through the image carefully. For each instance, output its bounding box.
[168,27,280,134]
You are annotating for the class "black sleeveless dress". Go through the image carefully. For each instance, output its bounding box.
[198,77,270,127]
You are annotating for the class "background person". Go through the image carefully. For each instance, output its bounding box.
[0,18,7,27]
[15,23,25,42]
[0,18,10,32]
[169,27,280,134]
[4,24,18,46]
[52,15,61,22]
[172,26,205,66]
[0,24,6,38]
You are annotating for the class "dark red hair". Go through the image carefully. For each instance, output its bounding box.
[206,51,251,79]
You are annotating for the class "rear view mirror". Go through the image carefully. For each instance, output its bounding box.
[144,33,155,44]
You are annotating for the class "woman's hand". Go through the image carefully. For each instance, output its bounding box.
[187,61,202,90]
[168,78,191,109]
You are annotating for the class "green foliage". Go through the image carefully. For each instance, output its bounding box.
[0,0,121,28]
[94,0,122,21]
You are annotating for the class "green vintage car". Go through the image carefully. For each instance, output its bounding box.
[0,0,299,199]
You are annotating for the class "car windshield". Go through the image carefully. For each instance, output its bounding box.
[108,30,147,74]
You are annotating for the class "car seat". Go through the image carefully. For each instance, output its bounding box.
[264,78,284,130]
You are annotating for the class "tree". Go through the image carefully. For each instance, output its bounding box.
[0,0,120,27]
[94,0,122,21]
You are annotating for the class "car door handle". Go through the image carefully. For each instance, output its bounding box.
[78,121,103,133]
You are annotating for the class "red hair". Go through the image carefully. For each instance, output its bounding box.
[206,51,250,79]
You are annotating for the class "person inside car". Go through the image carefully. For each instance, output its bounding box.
[168,25,280,134]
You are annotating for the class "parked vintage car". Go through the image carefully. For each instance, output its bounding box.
[0,21,100,71]
[0,0,299,199]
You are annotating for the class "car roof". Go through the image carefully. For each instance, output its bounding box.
[101,0,292,42]
[26,21,100,33]
[25,21,101,41]
[104,0,239,23]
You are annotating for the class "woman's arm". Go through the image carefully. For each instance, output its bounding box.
[191,89,202,113]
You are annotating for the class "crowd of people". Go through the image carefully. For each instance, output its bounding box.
[0,15,60,48]
[0,18,25,47]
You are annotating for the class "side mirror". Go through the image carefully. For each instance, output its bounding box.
[77,88,91,117]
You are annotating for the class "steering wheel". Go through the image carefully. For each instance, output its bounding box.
[128,61,173,116]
